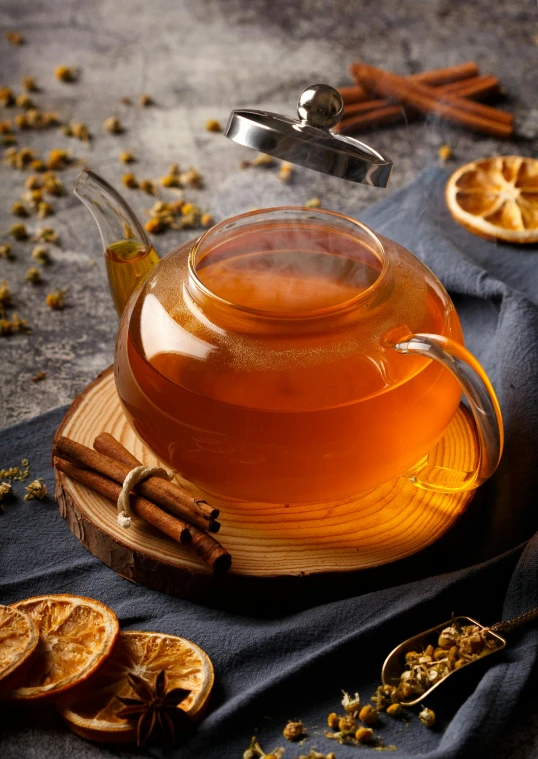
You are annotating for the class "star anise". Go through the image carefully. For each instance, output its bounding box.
[115,670,191,747]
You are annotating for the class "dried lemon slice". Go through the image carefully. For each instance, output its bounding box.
[0,604,38,682]
[58,630,214,743]
[4,594,119,700]
[446,156,538,243]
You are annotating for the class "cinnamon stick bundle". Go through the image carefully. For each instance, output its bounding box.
[54,437,220,532]
[94,433,218,520]
[351,63,513,138]
[339,61,480,106]
[335,75,501,135]
[55,458,191,544]
[93,434,231,575]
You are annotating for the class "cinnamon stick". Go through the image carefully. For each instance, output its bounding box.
[53,437,220,532]
[55,457,191,543]
[340,61,480,106]
[352,64,513,138]
[94,433,219,520]
[91,434,231,575]
[336,75,502,135]
[187,527,231,575]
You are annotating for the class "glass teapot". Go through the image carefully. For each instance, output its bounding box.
[75,85,503,504]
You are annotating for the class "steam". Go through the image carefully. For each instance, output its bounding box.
[196,216,383,313]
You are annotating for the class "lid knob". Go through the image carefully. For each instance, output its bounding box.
[297,84,344,129]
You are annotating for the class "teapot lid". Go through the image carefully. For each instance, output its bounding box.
[224,83,393,188]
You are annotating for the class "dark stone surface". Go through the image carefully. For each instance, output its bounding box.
[0,1,537,757]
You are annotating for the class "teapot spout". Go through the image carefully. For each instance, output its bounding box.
[74,168,160,316]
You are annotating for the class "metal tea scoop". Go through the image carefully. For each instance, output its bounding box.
[382,608,538,706]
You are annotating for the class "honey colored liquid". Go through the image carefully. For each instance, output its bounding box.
[116,227,463,503]
[106,240,160,316]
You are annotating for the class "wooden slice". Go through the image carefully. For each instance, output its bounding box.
[54,367,478,601]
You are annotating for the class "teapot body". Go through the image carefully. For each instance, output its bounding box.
[115,208,464,503]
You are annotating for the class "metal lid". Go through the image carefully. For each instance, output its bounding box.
[224,83,393,188]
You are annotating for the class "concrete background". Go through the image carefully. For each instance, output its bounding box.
[0,0,537,757]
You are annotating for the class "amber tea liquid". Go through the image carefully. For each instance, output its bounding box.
[116,222,463,502]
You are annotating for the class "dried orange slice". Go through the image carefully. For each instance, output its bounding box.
[4,594,119,700]
[446,156,538,243]
[0,604,38,682]
[58,630,214,743]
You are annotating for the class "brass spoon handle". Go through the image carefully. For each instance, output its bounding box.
[490,606,538,635]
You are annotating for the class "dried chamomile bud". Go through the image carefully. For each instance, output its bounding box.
[200,213,214,228]
[24,479,47,501]
[21,76,38,92]
[341,691,360,715]
[23,188,43,207]
[370,683,396,710]
[11,201,29,217]
[180,166,203,188]
[103,116,123,134]
[305,197,321,209]
[139,93,153,106]
[438,626,459,649]
[358,704,378,725]
[160,173,181,188]
[15,94,34,111]
[251,153,275,168]
[0,481,13,499]
[25,175,42,190]
[355,727,375,744]
[47,148,70,170]
[15,113,29,130]
[25,110,43,128]
[338,715,357,734]
[327,712,339,729]
[0,244,13,259]
[282,720,305,741]
[37,201,53,218]
[30,159,46,172]
[122,173,138,189]
[169,199,185,215]
[418,707,436,728]
[66,121,91,142]
[278,162,294,182]
[43,174,64,196]
[10,313,29,333]
[45,289,66,310]
[145,217,165,234]
[5,31,24,45]
[386,702,404,717]
[55,65,78,83]
[300,752,335,759]
[35,227,58,244]
[10,223,28,240]
[25,267,42,284]
[438,144,452,161]
[205,118,222,132]
[0,280,12,306]
[43,112,60,127]
[0,87,15,107]
[139,179,155,195]
[120,150,135,164]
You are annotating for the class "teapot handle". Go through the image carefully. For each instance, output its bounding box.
[394,334,504,493]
